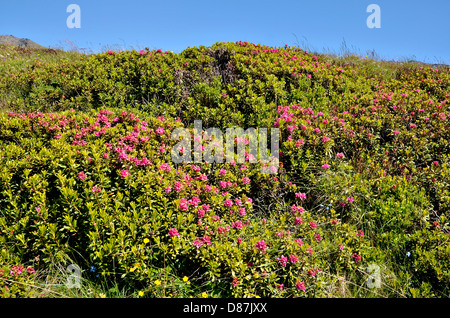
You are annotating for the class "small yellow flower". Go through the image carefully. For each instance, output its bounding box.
[182,276,189,282]
[154,279,162,286]
[143,238,150,244]
[202,292,208,298]
[130,266,136,272]
[99,293,106,298]
[138,291,144,297]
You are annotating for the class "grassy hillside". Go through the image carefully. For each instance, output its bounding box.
[0,42,449,298]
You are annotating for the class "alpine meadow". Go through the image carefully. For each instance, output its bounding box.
[0,40,449,298]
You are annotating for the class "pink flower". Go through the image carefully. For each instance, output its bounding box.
[294,238,304,246]
[255,240,268,253]
[120,169,129,179]
[179,198,189,211]
[202,235,211,245]
[321,163,330,169]
[224,199,233,207]
[193,237,203,248]
[291,204,305,214]
[322,136,331,143]
[237,238,243,245]
[314,233,322,242]
[295,192,306,199]
[336,152,345,159]
[238,207,246,215]
[164,187,172,193]
[276,255,288,267]
[289,254,299,264]
[294,217,303,225]
[219,169,227,175]
[347,197,354,203]
[392,130,400,135]
[174,181,183,191]
[295,139,305,147]
[92,186,101,193]
[78,171,87,180]
[353,253,361,263]
[242,176,250,184]
[309,221,317,229]
[235,199,243,206]
[155,127,165,135]
[197,208,205,218]
[296,281,306,291]
[232,221,243,230]
[159,162,172,171]
[308,269,316,277]
[220,181,228,189]
[168,228,180,238]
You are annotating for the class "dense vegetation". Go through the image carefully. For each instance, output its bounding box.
[0,42,449,298]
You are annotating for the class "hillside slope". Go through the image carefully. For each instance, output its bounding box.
[0,42,449,298]
[0,35,45,49]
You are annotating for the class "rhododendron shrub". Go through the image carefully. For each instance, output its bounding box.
[0,108,372,297]
[0,42,449,297]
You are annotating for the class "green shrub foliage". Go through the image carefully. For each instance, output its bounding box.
[0,42,449,297]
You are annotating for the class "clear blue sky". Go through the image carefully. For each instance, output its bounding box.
[1,0,449,64]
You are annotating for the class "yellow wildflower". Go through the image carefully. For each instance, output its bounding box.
[154,279,162,286]
[202,292,208,298]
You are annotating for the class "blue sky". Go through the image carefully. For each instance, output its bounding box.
[1,0,449,64]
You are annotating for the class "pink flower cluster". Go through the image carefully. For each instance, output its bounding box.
[255,240,268,253]
[168,228,180,238]
[193,235,211,248]
[9,265,35,276]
